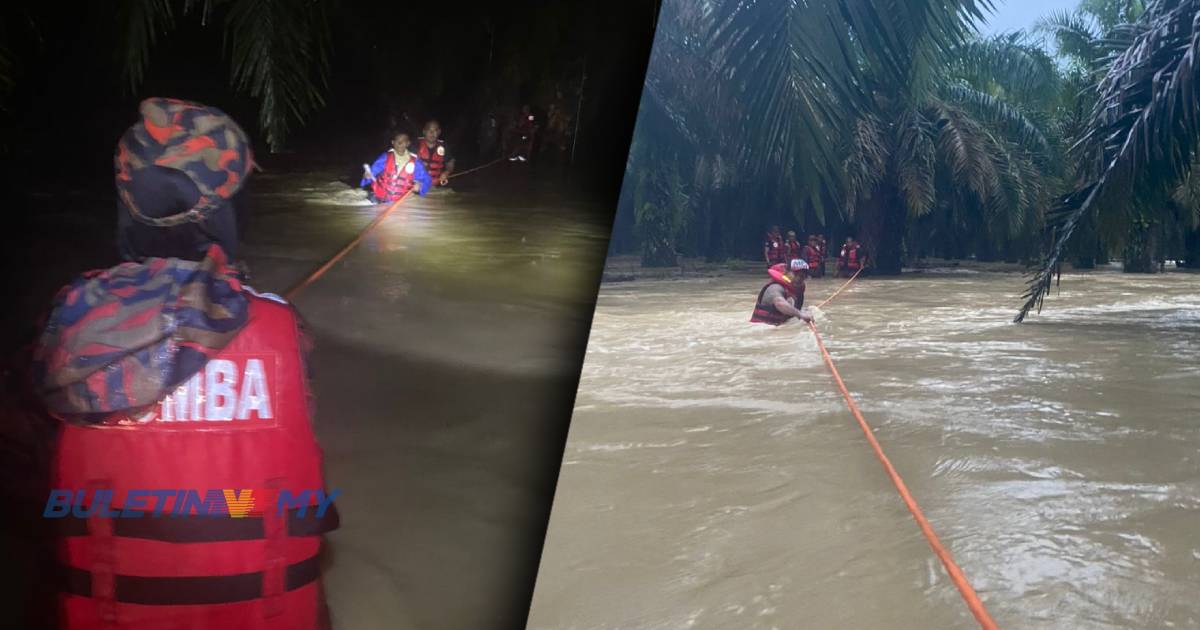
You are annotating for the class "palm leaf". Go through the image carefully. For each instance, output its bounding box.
[224,0,332,153]
[1016,0,1200,321]
[115,0,177,94]
[1036,9,1102,65]
[894,108,937,218]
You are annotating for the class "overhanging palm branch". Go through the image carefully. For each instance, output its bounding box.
[1016,0,1200,322]
[114,0,332,153]
[115,0,178,95]
[225,0,331,153]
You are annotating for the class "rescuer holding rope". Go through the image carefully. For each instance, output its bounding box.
[750,258,814,325]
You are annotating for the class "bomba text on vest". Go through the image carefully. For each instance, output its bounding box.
[137,356,278,423]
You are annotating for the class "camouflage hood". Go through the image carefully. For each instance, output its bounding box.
[32,246,248,422]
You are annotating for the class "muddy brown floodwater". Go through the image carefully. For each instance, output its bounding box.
[527,268,1200,629]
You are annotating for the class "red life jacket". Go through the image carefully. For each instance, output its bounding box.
[804,244,822,269]
[53,292,336,630]
[750,264,805,325]
[785,238,803,262]
[416,139,448,183]
[766,234,786,264]
[372,150,417,202]
[843,243,863,270]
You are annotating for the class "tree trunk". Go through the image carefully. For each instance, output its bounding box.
[1184,228,1200,268]
[857,185,905,275]
[1122,221,1157,273]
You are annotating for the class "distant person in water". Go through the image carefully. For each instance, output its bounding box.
[816,235,828,275]
[362,132,432,203]
[804,234,825,278]
[416,120,455,186]
[763,225,787,267]
[838,236,867,277]
[750,259,813,325]
[785,230,803,264]
[508,105,537,162]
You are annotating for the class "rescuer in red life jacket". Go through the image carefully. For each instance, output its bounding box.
[763,225,787,268]
[750,259,814,325]
[415,119,456,186]
[362,132,433,203]
[804,234,825,278]
[31,98,337,630]
[838,236,868,277]
[785,230,803,264]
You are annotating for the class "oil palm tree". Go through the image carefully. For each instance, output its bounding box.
[1017,0,1200,321]
[840,34,1060,273]
[704,0,1061,274]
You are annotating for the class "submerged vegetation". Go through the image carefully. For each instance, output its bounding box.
[616,0,1200,319]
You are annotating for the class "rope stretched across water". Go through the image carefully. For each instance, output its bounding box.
[283,157,504,300]
[809,271,998,629]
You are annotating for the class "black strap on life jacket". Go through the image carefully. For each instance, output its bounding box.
[751,282,793,325]
[61,554,321,605]
[57,503,339,542]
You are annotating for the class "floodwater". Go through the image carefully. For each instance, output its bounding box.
[247,168,610,630]
[3,164,610,630]
[527,268,1200,629]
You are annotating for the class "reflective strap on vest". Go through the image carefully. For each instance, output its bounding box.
[57,504,340,542]
[62,554,320,605]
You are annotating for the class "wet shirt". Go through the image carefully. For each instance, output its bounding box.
[759,283,802,312]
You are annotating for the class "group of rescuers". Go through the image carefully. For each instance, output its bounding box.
[752,224,869,327]
[361,106,542,203]
[9,96,861,628]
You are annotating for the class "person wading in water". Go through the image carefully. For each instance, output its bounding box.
[750,259,814,325]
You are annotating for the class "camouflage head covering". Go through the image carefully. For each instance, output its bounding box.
[115,98,254,227]
[32,246,249,422]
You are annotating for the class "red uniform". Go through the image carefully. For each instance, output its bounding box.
[750,263,806,325]
[764,234,787,266]
[785,238,803,263]
[416,138,451,184]
[803,244,823,275]
[841,243,864,271]
[52,290,336,630]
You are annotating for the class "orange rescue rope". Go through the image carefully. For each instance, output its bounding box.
[815,267,863,310]
[809,273,999,629]
[283,157,503,300]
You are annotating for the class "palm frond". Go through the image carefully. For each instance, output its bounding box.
[952,35,1060,104]
[115,0,177,94]
[1172,158,1200,228]
[942,82,1051,154]
[1017,0,1200,321]
[894,109,937,217]
[843,114,890,217]
[224,0,332,153]
[1036,9,1102,65]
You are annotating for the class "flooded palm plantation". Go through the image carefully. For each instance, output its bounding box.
[527,269,1200,629]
